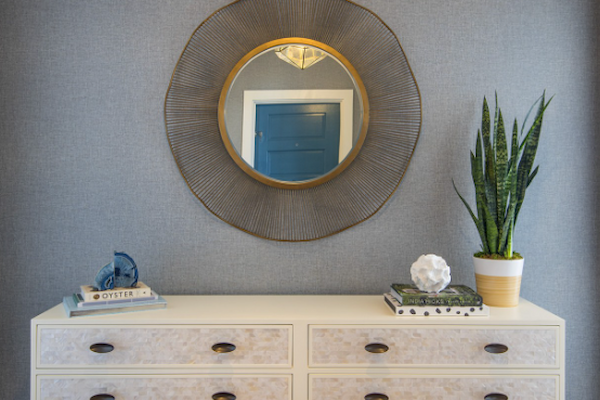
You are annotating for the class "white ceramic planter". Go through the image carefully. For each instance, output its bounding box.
[473,256,524,307]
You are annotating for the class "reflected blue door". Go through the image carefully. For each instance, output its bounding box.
[255,103,341,181]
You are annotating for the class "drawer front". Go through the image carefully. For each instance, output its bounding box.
[38,375,291,400]
[310,375,558,400]
[38,325,291,368]
[310,325,558,367]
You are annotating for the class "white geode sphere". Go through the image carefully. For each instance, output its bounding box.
[410,254,451,293]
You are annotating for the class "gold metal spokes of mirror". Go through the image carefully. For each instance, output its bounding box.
[164,0,421,241]
[218,38,369,190]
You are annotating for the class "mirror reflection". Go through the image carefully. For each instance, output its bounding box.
[222,41,366,184]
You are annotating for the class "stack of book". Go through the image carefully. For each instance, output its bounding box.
[383,283,489,317]
[63,281,167,317]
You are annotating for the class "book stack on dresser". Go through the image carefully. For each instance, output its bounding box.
[383,283,489,316]
[62,281,166,317]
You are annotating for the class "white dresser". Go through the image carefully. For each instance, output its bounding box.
[31,296,564,400]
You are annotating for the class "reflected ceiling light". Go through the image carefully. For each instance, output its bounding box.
[275,46,327,70]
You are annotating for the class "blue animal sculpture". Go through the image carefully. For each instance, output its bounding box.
[92,252,138,290]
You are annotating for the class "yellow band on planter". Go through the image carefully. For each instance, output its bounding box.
[473,257,524,307]
[475,274,522,307]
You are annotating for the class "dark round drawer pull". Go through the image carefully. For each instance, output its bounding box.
[484,343,509,354]
[365,342,389,353]
[211,342,237,353]
[484,393,508,400]
[212,391,236,400]
[90,394,115,400]
[89,343,114,354]
[365,392,389,400]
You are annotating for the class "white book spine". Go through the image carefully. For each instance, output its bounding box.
[76,292,159,308]
[383,293,490,317]
[80,282,152,302]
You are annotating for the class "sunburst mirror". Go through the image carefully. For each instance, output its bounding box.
[165,0,421,241]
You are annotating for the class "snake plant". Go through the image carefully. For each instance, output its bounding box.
[453,92,552,259]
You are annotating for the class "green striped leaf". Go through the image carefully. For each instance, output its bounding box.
[484,99,498,226]
[453,180,488,253]
[515,93,551,223]
[494,109,508,229]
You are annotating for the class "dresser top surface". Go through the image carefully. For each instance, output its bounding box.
[32,295,564,326]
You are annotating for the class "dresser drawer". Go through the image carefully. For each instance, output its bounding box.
[310,375,558,400]
[38,374,291,400]
[37,325,292,368]
[309,325,558,368]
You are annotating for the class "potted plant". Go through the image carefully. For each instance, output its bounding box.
[453,92,552,307]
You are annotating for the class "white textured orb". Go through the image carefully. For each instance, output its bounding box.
[410,254,451,293]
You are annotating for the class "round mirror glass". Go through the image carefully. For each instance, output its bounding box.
[218,38,369,189]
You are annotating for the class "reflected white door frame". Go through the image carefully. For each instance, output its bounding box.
[241,89,354,167]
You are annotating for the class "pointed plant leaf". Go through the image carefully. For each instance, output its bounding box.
[472,133,487,221]
[515,95,550,222]
[482,97,497,217]
[482,97,491,152]
[527,166,539,187]
[520,92,544,137]
[453,180,489,253]
[484,97,495,187]
[494,116,510,246]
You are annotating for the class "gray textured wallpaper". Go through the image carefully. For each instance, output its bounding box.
[1,0,598,398]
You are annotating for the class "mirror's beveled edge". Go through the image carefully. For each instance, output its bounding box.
[217,37,370,190]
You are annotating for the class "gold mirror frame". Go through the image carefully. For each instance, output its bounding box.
[165,0,421,241]
[218,37,370,190]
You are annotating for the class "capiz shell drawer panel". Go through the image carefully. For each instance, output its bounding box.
[38,325,292,368]
[38,375,292,400]
[309,375,558,400]
[309,325,558,367]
